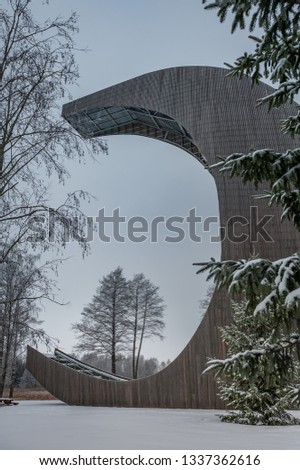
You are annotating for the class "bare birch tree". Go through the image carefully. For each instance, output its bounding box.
[0,0,107,392]
[128,274,165,378]
[72,269,166,377]
[72,267,130,374]
[1,0,107,201]
[0,248,58,396]
[1,0,107,256]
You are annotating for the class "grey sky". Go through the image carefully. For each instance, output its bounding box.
[30,0,256,362]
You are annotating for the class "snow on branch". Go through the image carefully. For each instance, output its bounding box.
[204,333,300,375]
[211,149,300,230]
[195,253,300,316]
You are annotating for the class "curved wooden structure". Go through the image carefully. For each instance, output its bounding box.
[27,66,299,408]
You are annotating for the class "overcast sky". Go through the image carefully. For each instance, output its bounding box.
[29,0,257,363]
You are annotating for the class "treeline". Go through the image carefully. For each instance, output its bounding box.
[79,353,171,379]
[4,353,171,389]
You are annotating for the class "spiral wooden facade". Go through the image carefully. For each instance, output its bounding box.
[27,66,300,408]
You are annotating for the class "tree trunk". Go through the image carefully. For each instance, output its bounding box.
[132,294,139,379]
[0,86,4,389]
[8,322,19,398]
[8,355,16,398]
[1,344,10,396]
[134,303,148,379]
[0,61,4,181]
[111,296,116,374]
[1,301,13,395]
[0,336,4,396]
[111,348,116,374]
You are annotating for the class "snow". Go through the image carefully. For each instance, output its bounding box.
[253,290,277,315]
[286,287,300,307]
[0,401,300,450]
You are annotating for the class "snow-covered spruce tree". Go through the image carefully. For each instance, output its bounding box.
[195,0,300,423]
[204,301,300,425]
[198,0,300,241]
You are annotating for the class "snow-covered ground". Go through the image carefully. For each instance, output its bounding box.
[0,401,299,450]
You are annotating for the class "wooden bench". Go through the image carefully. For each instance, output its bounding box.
[0,397,19,406]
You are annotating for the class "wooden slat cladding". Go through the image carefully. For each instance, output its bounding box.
[26,66,300,409]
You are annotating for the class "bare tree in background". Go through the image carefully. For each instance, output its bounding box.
[73,269,166,377]
[0,248,59,396]
[128,273,165,379]
[81,352,168,379]
[72,267,130,374]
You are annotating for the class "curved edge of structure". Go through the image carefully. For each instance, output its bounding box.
[27,66,300,408]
